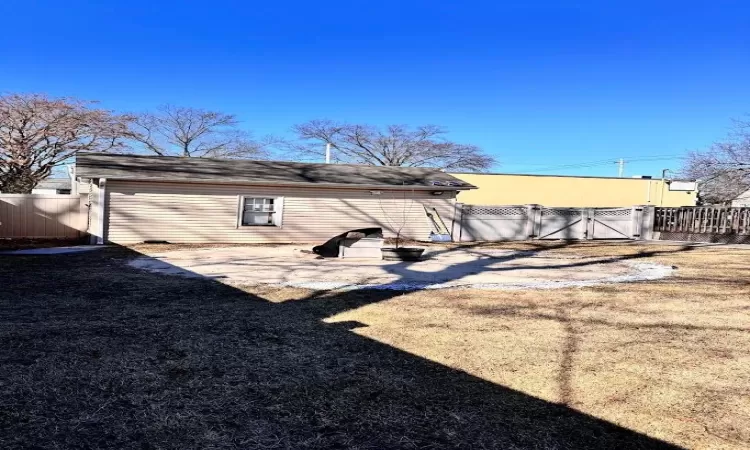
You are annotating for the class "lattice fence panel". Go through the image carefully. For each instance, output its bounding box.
[463,205,528,217]
[541,208,582,217]
[594,208,632,217]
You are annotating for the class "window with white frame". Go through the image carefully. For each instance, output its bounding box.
[239,196,283,227]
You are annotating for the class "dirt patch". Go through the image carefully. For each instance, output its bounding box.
[0,237,87,250]
[0,245,103,255]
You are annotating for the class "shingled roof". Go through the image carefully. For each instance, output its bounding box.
[75,153,476,190]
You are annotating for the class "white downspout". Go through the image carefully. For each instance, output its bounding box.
[96,178,107,245]
[68,164,77,195]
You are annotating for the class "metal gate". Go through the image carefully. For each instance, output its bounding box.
[536,208,585,240]
[590,208,634,239]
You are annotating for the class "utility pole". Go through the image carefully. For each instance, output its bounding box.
[617,158,625,177]
[325,143,331,164]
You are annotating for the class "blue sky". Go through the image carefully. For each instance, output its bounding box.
[2,0,749,176]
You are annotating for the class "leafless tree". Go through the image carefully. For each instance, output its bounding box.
[0,93,130,193]
[379,187,416,248]
[128,105,273,159]
[290,120,495,171]
[682,118,750,204]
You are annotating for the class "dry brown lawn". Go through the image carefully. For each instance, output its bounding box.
[311,242,750,449]
[1,241,748,449]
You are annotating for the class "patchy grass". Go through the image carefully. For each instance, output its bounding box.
[0,242,748,449]
[322,243,750,449]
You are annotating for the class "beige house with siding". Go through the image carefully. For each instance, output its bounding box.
[75,153,474,245]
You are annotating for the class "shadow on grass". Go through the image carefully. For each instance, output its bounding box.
[0,243,687,449]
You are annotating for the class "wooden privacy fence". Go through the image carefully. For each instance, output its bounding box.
[654,206,750,243]
[0,194,88,239]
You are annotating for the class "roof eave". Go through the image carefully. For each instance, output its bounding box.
[76,176,477,190]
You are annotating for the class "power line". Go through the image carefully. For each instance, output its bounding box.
[500,154,684,166]
[503,155,685,174]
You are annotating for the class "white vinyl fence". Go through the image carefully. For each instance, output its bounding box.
[0,194,87,239]
[451,204,653,242]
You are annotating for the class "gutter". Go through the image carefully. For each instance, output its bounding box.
[76,176,477,191]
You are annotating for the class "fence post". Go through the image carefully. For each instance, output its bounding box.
[584,208,593,240]
[451,202,464,242]
[526,204,540,239]
[631,206,642,239]
[636,206,655,240]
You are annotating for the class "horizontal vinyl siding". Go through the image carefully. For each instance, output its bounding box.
[105,181,457,244]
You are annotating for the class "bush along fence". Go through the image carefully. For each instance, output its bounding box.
[654,206,750,244]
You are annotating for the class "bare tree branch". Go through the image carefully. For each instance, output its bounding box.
[681,117,750,204]
[288,120,495,171]
[127,104,273,160]
[0,93,131,193]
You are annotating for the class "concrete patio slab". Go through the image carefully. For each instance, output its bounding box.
[129,245,673,290]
